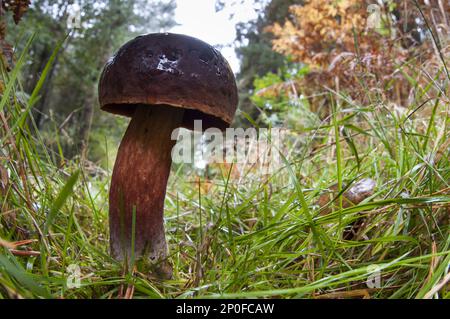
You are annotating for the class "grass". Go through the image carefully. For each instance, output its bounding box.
[0,34,449,299]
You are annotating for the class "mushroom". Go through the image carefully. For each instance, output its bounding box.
[98,33,238,277]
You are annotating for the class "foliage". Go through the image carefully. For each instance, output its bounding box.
[225,0,301,126]
[0,0,30,79]
[0,27,449,298]
[0,0,448,300]
[8,0,176,161]
[269,0,368,68]
[250,63,319,129]
[266,0,449,112]
[2,0,30,24]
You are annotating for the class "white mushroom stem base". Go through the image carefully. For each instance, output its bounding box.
[109,105,183,278]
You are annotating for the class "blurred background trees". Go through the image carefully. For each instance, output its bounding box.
[3,0,176,164]
[1,0,448,298]
[1,0,449,165]
[236,0,449,128]
[233,0,300,125]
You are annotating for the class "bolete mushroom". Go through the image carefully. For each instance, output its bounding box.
[98,33,238,277]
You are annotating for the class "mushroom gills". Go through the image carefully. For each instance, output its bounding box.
[109,104,184,274]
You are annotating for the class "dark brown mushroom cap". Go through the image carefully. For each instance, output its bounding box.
[98,33,238,130]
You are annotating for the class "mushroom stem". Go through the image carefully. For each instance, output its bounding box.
[109,104,183,274]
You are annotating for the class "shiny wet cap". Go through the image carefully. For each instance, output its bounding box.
[98,33,238,130]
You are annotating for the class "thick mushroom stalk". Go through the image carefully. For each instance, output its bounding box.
[109,105,183,275]
[99,33,239,278]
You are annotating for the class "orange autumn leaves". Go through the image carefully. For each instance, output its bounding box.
[267,0,368,68]
[264,0,448,108]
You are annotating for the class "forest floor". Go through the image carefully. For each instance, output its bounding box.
[0,40,449,299]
